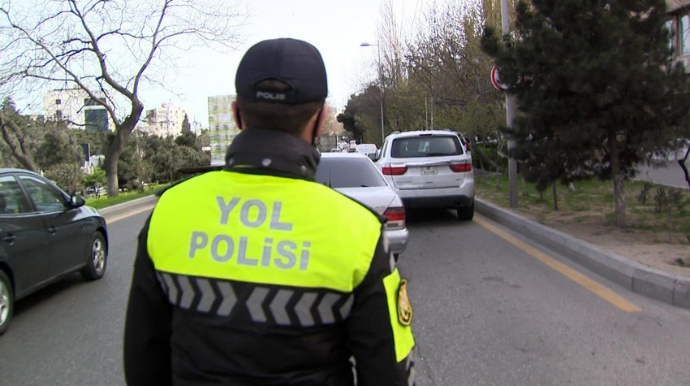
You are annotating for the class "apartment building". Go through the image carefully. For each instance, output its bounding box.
[42,87,111,131]
[207,94,239,165]
[139,102,189,138]
[668,0,690,72]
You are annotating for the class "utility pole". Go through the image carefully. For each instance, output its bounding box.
[501,0,519,208]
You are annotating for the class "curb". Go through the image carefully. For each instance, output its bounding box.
[97,195,158,215]
[475,198,690,309]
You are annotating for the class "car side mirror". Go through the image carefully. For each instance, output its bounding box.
[69,194,86,208]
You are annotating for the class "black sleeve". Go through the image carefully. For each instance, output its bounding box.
[123,216,173,386]
[346,228,416,386]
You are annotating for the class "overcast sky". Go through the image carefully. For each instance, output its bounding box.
[139,0,432,127]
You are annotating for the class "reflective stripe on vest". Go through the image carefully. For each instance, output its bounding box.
[156,271,354,326]
[148,171,382,292]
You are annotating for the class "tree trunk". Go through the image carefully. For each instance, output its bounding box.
[552,182,559,211]
[104,103,143,197]
[104,124,135,197]
[0,112,39,172]
[104,134,122,197]
[470,139,503,173]
[609,131,626,227]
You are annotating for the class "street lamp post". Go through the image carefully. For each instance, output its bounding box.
[360,42,385,145]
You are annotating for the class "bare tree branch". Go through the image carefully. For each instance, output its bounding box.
[0,0,246,196]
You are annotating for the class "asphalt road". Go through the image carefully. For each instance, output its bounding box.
[1,205,690,385]
[635,156,689,189]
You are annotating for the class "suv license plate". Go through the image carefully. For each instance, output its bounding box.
[420,166,437,175]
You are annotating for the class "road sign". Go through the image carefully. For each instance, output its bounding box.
[491,65,509,91]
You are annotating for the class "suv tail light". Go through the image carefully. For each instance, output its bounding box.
[382,164,407,176]
[449,161,472,173]
[383,207,405,229]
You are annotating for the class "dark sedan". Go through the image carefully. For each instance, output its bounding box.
[0,169,108,336]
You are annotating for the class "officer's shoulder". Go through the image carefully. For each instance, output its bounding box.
[156,170,218,197]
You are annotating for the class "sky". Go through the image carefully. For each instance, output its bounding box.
[139,0,432,127]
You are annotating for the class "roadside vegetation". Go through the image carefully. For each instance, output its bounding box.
[0,0,244,197]
[475,173,690,249]
[341,0,690,231]
[0,98,210,196]
[84,184,165,210]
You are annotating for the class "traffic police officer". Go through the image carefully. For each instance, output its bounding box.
[124,38,416,386]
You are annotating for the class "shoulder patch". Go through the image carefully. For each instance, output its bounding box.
[397,279,413,326]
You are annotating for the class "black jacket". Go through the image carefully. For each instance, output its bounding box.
[123,128,415,386]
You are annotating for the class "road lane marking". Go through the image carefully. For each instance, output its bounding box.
[106,205,155,224]
[474,216,642,313]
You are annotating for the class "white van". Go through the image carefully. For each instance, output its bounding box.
[355,144,378,160]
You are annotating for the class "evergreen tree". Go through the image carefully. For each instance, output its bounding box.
[482,0,690,227]
[175,114,198,149]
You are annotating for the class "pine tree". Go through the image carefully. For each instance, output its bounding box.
[482,0,690,227]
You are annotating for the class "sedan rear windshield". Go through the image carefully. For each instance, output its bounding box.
[391,135,463,158]
[315,158,387,188]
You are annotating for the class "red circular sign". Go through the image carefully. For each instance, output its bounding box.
[491,65,509,91]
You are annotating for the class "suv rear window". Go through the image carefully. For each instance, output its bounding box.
[391,136,463,158]
[315,157,387,188]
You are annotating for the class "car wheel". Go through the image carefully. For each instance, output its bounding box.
[0,270,13,336]
[81,232,107,281]
[457,201,474,221]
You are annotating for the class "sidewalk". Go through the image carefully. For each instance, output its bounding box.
[476,198,690,309]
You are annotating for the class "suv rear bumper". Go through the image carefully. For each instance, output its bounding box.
[401,195,473,209]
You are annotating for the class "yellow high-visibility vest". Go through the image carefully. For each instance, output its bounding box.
[147,170,414,361]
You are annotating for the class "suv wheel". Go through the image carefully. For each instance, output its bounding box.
[457,201,474,221]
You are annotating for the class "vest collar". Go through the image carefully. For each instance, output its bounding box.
[223,128,321,179]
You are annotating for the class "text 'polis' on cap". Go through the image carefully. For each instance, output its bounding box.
[235,38,328,105]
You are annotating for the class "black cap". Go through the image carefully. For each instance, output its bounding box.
[235,38,328,104]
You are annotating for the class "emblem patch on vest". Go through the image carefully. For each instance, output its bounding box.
[397,279,413,326]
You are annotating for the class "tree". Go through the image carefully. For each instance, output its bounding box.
[337,86,381,145]
[44,162,83,194]
[0,98,41,171]
[35,125,83,169]
[175,114,197,149]
[320,104,343,137]
[0,0,244,196]
[482,0,690,227]
[82,168,106,190]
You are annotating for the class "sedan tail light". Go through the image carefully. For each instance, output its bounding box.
[384,207,405,229]
[382,164,407,176]
[449,161,472,173]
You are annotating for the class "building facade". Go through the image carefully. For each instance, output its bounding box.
[668,0,690,72]
[139,102,189,138]
[207,95,239,165]
[42,88,110,131]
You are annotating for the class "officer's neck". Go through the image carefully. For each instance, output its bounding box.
[224,128,320,180]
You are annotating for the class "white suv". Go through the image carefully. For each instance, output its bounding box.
[375,130,475,220]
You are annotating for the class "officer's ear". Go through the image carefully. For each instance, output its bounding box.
[314,107,327,137]
[232,101,244,131]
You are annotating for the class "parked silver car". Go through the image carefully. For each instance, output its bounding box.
[375,130,475,220]
[315,152,409,258]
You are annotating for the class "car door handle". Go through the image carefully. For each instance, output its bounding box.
[48,226,57,234]
[3,235,16,243]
